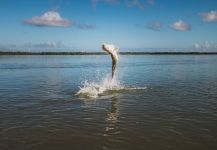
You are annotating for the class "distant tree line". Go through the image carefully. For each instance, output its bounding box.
[1,51,217,55]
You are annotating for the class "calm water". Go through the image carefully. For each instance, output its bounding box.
[0,55,217,150]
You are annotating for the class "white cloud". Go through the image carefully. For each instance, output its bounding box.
[0,41,69,51]
[126,0,145,9]
[147,21,162,31]
[204,41,210,49]
[170,20,191,31]
[24,11,71,27]
[193,41,217,50]
[92,0,154,9]
[91,0,120,8]
[147,0,155,5]
[193,43,201,49]
[23,41,66,49]
[33,41,63,48]
[75,23,96,30]
[200,10,217,22]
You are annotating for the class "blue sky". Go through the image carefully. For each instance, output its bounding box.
[0,0,217,51]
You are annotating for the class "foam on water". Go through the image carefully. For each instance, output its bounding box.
[76,75,146,98]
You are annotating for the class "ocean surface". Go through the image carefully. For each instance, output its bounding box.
[0,55,217,150]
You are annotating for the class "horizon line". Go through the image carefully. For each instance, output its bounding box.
[1,51,217,55]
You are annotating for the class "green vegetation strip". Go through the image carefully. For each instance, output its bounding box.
[1,51,217,55]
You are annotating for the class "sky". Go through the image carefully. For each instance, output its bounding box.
[0,0,217,51]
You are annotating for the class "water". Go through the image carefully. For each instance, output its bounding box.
[0,55,217,150]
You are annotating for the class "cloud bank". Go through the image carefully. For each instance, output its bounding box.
[24,11,71,27]
[91,0,155,9]
[92,0,120,8]
[125,0,145,9]
[21,41,68,50]
[30,41,65,48]
[200,10,217,22]
[170,20,191,31]
[193,41,217,49]
[147,21,162,31]
[75,23,96,30]
[147,0,155,5]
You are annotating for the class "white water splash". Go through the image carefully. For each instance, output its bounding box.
[76,75,146,98]
[76,44,146,98]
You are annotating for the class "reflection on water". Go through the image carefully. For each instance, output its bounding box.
[105,97,119,136]
[0,55,217,150]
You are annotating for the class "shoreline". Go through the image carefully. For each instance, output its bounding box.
[1,51,217,55]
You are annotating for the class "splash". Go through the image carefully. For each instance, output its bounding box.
[76,44,146,98]
[76,75,121,98]
[76,75,146,98]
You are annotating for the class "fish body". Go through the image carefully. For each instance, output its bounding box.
[102,44,119,78]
